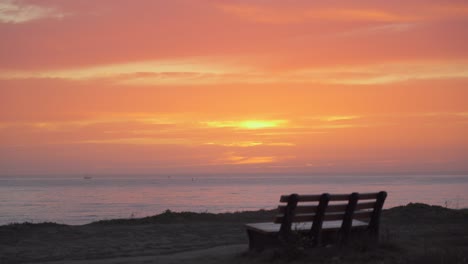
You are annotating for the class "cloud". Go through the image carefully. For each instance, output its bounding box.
[217,3,412,24]
[217,2,468,24]
[291,62,468,85]
[320,116,361,122]
[204,141,295,147]
[0,114,294,147]
[78,138,194,146]
[336,23,417,37]
[205,141,263,147]
[0,57,252,85]
[0,0,67,23]
[2,56,467,86]
[327,63,468,85]
[221,153,277,165]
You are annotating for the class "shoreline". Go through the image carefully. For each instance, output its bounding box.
[1,208,278,227]
[2,203,467,228]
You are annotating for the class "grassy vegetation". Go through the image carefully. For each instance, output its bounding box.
[0,203,467,263]
[90,209,277,225]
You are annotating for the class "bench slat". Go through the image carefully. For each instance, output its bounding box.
[278,205,318,214]
[326,203,348,212]
[353,210,373,220]
[280,194,322,202]
[280,192,382,203]
[356,201,376,210]
[326,202,375,213]
[358,193,379,200]
[275,213,316,223]
[329,194,351,201]
[323,212,347,221]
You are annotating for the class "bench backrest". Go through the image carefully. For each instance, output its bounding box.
[274,191,387,245]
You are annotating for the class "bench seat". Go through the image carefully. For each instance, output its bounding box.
[246,219,368,234]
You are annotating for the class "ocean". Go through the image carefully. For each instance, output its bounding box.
[1,174,467,225]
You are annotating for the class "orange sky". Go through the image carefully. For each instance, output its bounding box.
[0,0,467,175]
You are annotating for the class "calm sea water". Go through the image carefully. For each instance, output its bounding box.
[0,174,467,225]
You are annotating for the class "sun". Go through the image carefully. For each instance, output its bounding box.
[238,120,287,129]
[203,119,287,130]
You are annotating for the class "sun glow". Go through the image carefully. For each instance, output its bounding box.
[1,0,467,175]
[222,153,277,164]
[203,120,288,130]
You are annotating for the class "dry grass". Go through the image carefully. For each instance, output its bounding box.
[0,204,467,264]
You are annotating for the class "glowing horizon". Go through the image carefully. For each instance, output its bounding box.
[0,0,467,176]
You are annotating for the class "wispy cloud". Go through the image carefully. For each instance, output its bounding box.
[293,62,468,85]
[220,152,277,165]
[2,57,467,85]
[79,138,194,146]
[205,141,295,147]
[336,23,416,37]
[217,2,468,24]
[319,116,361,122]
[217,4,413,24]
[0,0,67,23]
[0,57,245,80]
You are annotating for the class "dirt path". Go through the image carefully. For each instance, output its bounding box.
[32,244,247,264]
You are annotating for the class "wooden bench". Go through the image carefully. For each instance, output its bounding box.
[245,191,387,250]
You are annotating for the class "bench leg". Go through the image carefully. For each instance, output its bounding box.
[247,229,257,251]
[247,229,266,251]
[247,230,279,251]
